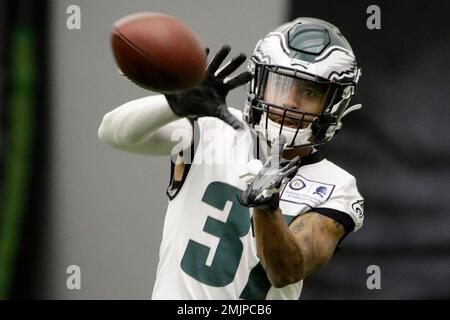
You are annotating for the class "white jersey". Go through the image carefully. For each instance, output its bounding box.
[151,108,364,300]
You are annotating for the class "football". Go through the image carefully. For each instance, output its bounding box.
[111,12,206,93]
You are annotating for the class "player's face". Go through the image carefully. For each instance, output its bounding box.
[263,73,327,129]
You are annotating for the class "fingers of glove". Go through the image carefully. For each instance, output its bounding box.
[257,159,272,177]
[237,193,250,207]
[266,174,285,191]
[253,192,265,204]
[279,158,290,167]
[241,194,264,208]
[238,187,263,207]
[225,71,253,90]
[283,165,299,179]
[271,135,287,157]
[207,45,231,75]
[266,163,298,191]
[218,105,243,130]
[262,188,278,200]
[266,136,286,168]
[281,177,290,185]
[262,156,272,168]
[216,53,247,79]
[280,156,300,173]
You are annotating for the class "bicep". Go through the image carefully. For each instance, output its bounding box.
[288,212,345,278]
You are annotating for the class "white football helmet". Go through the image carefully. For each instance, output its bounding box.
[244,17,362,149]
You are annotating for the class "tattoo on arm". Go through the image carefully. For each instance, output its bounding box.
[288,213,345,279]
[291,220,305,233]
[332,219,344,232]
[303,235,312,246]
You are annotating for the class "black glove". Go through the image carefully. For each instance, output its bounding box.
[165,45,253,130]
[238,135,302,212]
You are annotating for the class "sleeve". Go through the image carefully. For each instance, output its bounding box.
[98,94,193,155]
[315,175,364,233]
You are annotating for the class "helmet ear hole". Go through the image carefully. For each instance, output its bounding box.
[311,114,335,143]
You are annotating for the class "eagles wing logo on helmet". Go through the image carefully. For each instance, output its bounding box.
[253,40,273,64]
[314,46,358,83]
[252,32,292,67]
[252,22,359,84]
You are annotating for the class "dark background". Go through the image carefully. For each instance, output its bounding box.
[289,0,450,299]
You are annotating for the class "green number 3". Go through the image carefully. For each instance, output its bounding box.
[180,181,251,287]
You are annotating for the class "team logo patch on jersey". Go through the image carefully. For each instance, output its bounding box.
[281,175,335,207]
[289,179,306,190]
[313,186,328,198]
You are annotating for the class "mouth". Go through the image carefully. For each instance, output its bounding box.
[284,121,300,129]
[269,116,300,129]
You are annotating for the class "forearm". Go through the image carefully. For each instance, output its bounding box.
[252,207,306,287]
[98,95,179,145]
[98,95,192,154]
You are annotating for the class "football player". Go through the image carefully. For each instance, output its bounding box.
[98,17,364,299]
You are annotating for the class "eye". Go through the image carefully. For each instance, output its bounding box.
[300,88,316,98]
